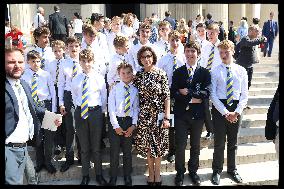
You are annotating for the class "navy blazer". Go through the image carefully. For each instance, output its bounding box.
[5,78,45,146]
[171,63,211,120]
[49,12,69,36]
[262,20,278,38]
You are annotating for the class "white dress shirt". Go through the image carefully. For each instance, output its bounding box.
[33,13,46,28]
[153,39,169,59]
[6,78,34,144]
[45,58,64,86]
[81,39,108,76]
[22,68,57,112]
[71,71,107,113]
[57,57,82,106]
[210,62,248,116]
[195,37,211,50]
[127,41,157,74]
[108,81,139,129]
[199,39,222,71]
[73,18,83,34]
[157,52,185,87]
[107,53,129,86]
[106,31,124,57]
[121,24,135,46]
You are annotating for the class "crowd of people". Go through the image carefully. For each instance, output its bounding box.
[5,5,279,186]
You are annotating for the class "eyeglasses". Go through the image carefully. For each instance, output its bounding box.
[141,54,153,59]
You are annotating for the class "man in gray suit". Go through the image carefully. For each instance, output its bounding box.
[5,47,62,185]
[48,5,69,43]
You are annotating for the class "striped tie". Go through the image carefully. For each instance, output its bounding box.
[72,61,78,78]
[188,66,193,83]
[164,42,169,53]
[55,59,60,84]
[173,56,177,71]
[81,76,89,119]
[226,66,234,106]
[31,73,39,104]
[41,48,45,69]
[207,46,215,72]
[124,84,131,116]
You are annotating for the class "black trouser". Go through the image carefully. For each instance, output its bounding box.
[175,111,204,175]
[74,106,104,177]
[54,85,65,148]
[36,100,56,166]
[203,98,213,133]
[245,67,253,90]
[63,90,75,162]
[109,117,133,178]
[211,99,241,173]
[168,98,175,155]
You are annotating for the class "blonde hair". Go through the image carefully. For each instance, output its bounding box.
[113,35,128,48]
[51,40,65,49]
[217,40,235,50]
[168,30,180,39]
[206,23,219,31]
[82,24,97,35]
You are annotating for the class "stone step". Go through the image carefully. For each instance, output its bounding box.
[241,113,267,128]
[250,82,279,88]
[253,66,279,72]
[247,95,274,105]
[242,105,269,115]
[253,63,279,67]
[251,76,279,82]
[35,141,276,182]
[253,72,279,77]
[249,88,278,96]
[38,160,278,186]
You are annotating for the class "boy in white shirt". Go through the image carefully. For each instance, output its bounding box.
[46,40,66,156]
[106,16,123,57]
[108,62,139,186]
[22,50,57,174]
[71,49,107,185]
[57,36,82,172]
[195,23,211,49]
[107,35,130,89]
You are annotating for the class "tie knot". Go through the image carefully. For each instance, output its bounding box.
[42,48,45,52]
[188,66,193,71]
[226,66,231,70]
[33,73,38,77]
[124,84,130,90]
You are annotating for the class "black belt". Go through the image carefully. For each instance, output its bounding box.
[117,116,132,121]
[77,105,100,111]
[6,142,27,148]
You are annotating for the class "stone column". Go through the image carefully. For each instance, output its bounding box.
[206,4,229,33]
[252,4,261,19]
[186,4,202,21]
[145,4,159,20]
[174,4,187,21]
[81,4,105,22]
[241,4,246,18]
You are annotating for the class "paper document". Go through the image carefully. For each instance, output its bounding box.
[42,110,62,131]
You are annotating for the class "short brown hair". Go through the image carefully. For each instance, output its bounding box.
[82,24,97,35]
[27,50,41,61]
[33,26,50,42]
[137,46,157,67]
[66,36,81,46]
[111,16,122,23]
[5,47,24,56]
[123,13,134,25]
[206,23,219,31]
[196,23,206,30]
[168,30,180,40]
[79,49,94,62]
[158,20,171,29]
[217,40,235,50]
[139,22,152,31]
[113,35,128,48]
[184,41,201,55]
[117,61,133,73]
[51,40,65,49]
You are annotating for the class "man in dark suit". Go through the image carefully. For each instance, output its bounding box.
[5,47,62,185]
[262,11,278,57]
[163,11,176,30]
[171,41,211,186]
[48,5,69,43]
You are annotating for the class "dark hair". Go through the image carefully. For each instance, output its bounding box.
[196,23,206,30]
[54,5,60,11]
[5,47,24,55]
[91,13,104,25]
[137,46,157,67]
[187,19,193,27]
[206,13,212,20]
[66,36,81,46]
[242,17,247,21]
[230,21,234,25]
[165,11,171,17]
[184,41,201,55]
[33,26,50,42]
[117,61,133,73]
[27,50,41,61]
[252,18,260,25]
[74,12,80,19]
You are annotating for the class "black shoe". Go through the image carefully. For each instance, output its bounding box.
[227,171,243,183]
[54,145,61,155]
[124,176,132,186]
[108,177,117,186]
[155,175,162,186]
[45,162,57,174]
[174,173,184,186]
[80,176,90,185]
[35,164,44,173]
[101,141,106,149]
[77,158,81,165]
[166,154,175,163]
[60,161,74,172]
[189,172,201,185]
[147,176,155,186]
[205,132,213,139]
[211,171,220,185]
[96,175,107,186]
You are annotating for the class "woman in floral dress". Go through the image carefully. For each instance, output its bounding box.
[133,46,171,185]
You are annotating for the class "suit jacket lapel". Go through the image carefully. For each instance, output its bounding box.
[5,80,19,118]
[20,79,37,118]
